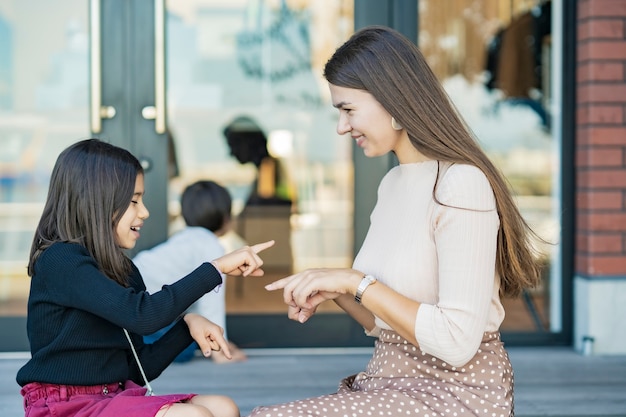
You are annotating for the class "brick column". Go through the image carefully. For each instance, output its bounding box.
[575,0,626,354]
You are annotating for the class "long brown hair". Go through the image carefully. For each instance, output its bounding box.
[28,138,144,285]
[324,25,542,297]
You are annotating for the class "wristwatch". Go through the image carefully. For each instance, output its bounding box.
[354,274,377,304]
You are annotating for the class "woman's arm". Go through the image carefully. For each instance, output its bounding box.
[266,268,422,345]
[343,281,421,345]
[333,293,377,332]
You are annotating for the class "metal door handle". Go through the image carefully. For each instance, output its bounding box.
[90,0,162,133]
[142,106,156,120]
[89,0,116,133]
[153,0,166,134]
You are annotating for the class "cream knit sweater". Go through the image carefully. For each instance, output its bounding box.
[353,160,505,366]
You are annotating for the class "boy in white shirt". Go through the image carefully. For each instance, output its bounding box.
[134,180,246,363]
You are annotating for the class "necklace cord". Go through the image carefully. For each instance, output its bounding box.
[123,328,154,396]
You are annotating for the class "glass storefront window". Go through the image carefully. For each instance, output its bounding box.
[165,0,354,314]
[0,0,561,346]
[0,0,90,317]
[418,0,559,332]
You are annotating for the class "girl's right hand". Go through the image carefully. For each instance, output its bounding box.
[212,240,275,277]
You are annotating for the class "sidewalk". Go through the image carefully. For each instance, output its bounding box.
[2,346,625,416]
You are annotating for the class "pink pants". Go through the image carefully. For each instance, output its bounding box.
[21,380,195,417]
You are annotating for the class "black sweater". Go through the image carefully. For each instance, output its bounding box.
[16,242,222,387]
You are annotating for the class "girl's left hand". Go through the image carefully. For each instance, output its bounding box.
[183,313,232,359]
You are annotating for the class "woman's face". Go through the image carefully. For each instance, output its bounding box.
[115,174,150,249]
[329,83,404,158]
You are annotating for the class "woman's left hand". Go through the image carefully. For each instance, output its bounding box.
[265,268,363,322]
[183,313,232,359]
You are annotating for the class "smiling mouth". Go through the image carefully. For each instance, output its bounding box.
[131,226,141,232]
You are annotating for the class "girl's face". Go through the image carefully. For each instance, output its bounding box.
[116,174,149,249]
[329,83,427,164]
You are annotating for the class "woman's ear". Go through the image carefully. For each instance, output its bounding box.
[391,117,403,130]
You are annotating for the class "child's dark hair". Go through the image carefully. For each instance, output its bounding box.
[181,180,232,233]
[28,138,144,285]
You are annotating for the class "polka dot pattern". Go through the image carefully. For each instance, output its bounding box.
[247,331,513,417]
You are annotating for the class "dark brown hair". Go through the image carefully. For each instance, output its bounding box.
[324,25,542,297]
[181,180,232,233]
[28,138,144,285]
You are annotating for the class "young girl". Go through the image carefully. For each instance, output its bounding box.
[16,138,274,417]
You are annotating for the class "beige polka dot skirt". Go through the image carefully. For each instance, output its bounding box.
[248,330,514,417]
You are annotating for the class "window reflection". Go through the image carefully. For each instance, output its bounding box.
[0,0,89,317]
[418,0,558,332]
[165,0,354,313]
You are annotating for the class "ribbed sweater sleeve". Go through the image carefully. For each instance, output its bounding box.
[353,162,503,368]
[413,164,500,366]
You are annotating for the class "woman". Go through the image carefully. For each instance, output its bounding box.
[251,25,542,417]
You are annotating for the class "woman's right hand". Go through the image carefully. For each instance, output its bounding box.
[212,240,275,277]
[265,268,363,323]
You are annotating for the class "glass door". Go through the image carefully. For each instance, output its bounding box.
[0,0,364,351]
[163,0,365,348]
[0,0,171,351]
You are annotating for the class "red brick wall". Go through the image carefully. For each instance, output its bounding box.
[576,0,626,275]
